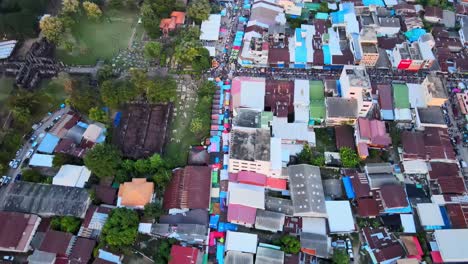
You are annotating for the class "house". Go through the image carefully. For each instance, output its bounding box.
[254,210,285,232]
[0,212,41,252]
[300,232,331,258]
[225,231,258,254]
[151,223,208,245]
[52,165,91,188]
[325,98,358,125]
[355,118,391,158]
[434,229,468,262]
[357,198,380,217]
[400,236,423,260]
[68,237,96,264]
[415,107,447,129]
[39,230,72,255]
[117,178,154,209]
[378,84,395,120]
[0,181,90,218]
[393,42,426,71]
[163,166,211,210]
[359,27,380,67]
[288,165,327,218]
[160,11,186,35]
[459,16,468,45]
[37,133,60,154]
[416,203,445,230]
[379,184,410,213]
[446,203,468,228]
[325,201,356,233]
[424,7,443,23]
[339,65,373,117]
[225,251,254,264]
[421,76,448,107]
[362,227,405,264]
[378,17,401,36]
[82,123,106,144]
[255,246,284,264]
[27,250,56,264]
[364,163,397,190]
[29,153,54,167]
[401,128,456,162]
[335,125,355,150]
[78,205,113,239]
[168,245,203,264]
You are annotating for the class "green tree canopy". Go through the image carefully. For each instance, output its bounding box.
[146,77,177,103]
[21,169,45,183]
[332,249,350,264]
[100,80,137,108]
[53,153,84,168]
[82,1,102,19]
[0,0,48,39]
[84,144,122,179]
[144,41,163,59]
[102,208,139,251]
[51,216,81,234]
[187,0,210,23]
[278,235,301,254]
[66,85,101,113]
[97,65,115,84]
[39,15,64,43]
[143,201,165,220]
[62,0,80,14]
[297,144,325,167]
[339,147,360,168]
[88,107,108,123]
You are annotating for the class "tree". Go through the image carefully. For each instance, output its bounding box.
[97,65,115,83]
[100,80,137,108]
[89,107,108,123]
[190,118,203,135]
[11,107,31,125]
[191,47,211,72]
[83,1,102,20]
[53,153,83,168]
[62,0,80,14]
[146,77,177,103]
[154,239,177,264]
[318,2,330,13]
[143,202,165,220]
[84,144,122,179]
[198,81,217,98]
[278,235,301,254]
[144,42,163,59]
[174,40,205,65]
[187,0,210,23]
[51,216,81,234]
[67,85,100,113]
[134,159,152,174]
[39,16,64,43]
[152,169,171,194]
[149,153,164,169]
[332,249,350,264]
[297,144,313,164]
[0,0,48,39]
[101,208,139,251]
[141,0,183,38]
[339,147,360,168]
[21,169,45,183]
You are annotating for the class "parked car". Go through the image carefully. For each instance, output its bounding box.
[346,238,352,249]
[347,248,354,260]
[3,256,14,261]
[1,176,11,185]
[29,135,37,143]
[31,141,38,148]
[26,149,34,158]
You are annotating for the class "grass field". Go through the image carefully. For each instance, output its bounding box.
[0,77,14,105]
[56,9,137,65]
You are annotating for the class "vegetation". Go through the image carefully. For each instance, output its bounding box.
[144,42,163,59]
[143,202,165,220]
[21,169,49,183]
[174,27,211,71]
[39,16,64,44]
[297,144,325,167]
[154,238,177,264]
[83,1,103,20]
[187,0,211,24]
[84,144,122,179]
[0,0,48,39]
[128,69,177,103]
[101,208,139,252]
[53,153,84,168]
[287,17,305,29]
[339,147,360,168]
[88,107,108,123]
[332,249,350,264]
[141,0,185,38]
[62,0,80,14]
[51,216,82,234]
[66,84,101,114]
[275,235,301,254]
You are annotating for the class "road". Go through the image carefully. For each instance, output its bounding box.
[5,106,70,180]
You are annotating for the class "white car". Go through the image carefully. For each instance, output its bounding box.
[26,149,34,158]
[3,256,14,261]
[346,238,352,249]
[347,248,354,260]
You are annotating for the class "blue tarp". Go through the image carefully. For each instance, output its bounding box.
[405,28,427,42]
[77,121,89,129]
[37,133,60,154]
[218,222,238,232]
[323,45,331,65]
[210,215,220,228]
[216,245,225,264]
[439,206,451,228]
[343,176,355,199]
[239,17,248,22]
[114,112,122,127]
[363,0,385,6]
[294,28,307,63]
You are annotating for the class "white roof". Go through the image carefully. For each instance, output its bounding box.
[384,0,398,6]
[400,214,416,233]
[83,124,103,142]
[325,201,355,233]
[200,14,222,41]
[225,231,258,253]
[228,182,265,209]
[394,108,412,121]
[418,42,435,61]
[294,80,310,105]
[29,153,54,167]
[271,117,315,144]
[0,40,17,59]
[435,229,468,262]
[407,83,427,108]
[270,137,282,170]
[402,160,428,174]
[240,80,266,110]
[138,223,152,234]
[416,203,444,227]
[53,165,91,188]
[204,46,216,56]
[302,217,327,235]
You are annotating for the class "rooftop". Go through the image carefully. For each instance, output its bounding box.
[325,201,355,233]
[168,245,202,264]
[0,181,90,218]
[255,246,284,264]
[225,231,258,254]
[326,98,358,119]
[230,128,271,161]
[434,229,468,262]
[39,230,72,255]
[416,203,444,227]
[53,165,91,188]
[380,184,408,209]
[0,212,40,252]
[417,107,446,125]
[254,210,285,232]
[233,109,262,128]
[118,178,154,208]
[288,164,326,217]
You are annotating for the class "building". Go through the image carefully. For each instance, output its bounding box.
[459,16,468,45]
[401,128,456,162]
[362,227,405,264]
[168,245,203,264]
[325,98,358,125]
[254,210,285,232]
[37,133,60,154]
[225,231,258,254]
[434,229,468,262]
[52,165,91,188]
[378,17,401,36]
[288,164,327,217]
[163,166,211,210]
[200,14,222,41]
[339,65,373,117]
[359,27,380,67]
[416,203,444,230]
[325,201,355,233]
[379,184,410,213]
[151,223,208,245]
[255,246,284,264]
[457,93,468,115]
[393,42,425,71]
[0,212,41,252]
[415,107,447,129]
[0,40,17,60]
[160,11,186,35]
[78,205,112,239]
[117,178,154,209]
[355,118,391,158]
[421,76,448,107]
[0,181,90,218]
[424,7,443,23]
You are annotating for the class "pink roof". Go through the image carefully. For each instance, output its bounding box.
[266,178,287,190]
[237,171,267,186]
[358,142,369,157]
[227,204,257,225]
[358,118,391,146]
[413,236,424,258]
[169,245,199,264]
[431,251,443,264]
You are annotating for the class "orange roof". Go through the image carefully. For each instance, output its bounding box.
[160,17,176,30]
[170,11,186,25]
[118,178,154,207]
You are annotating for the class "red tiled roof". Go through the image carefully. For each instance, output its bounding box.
[363,227,405,262]
[237,171,267,186]
[39,230,72,255]
[425,6,443,19]
[163,166,211,210]
[69,237,96,264]
[0,212,40,251]
[437,177,466,194]
[357,118,391,147]
[169,245,200,264]
[350,173,372,198]
[227,204,257,225]
[402,128,456,161]
[357,198,379,217]
[268,48,290,64]
[446,203,468,228]
[264,80,294,118]
[428,162,460,179]
[380,185,408,209]
[335,125,355,150]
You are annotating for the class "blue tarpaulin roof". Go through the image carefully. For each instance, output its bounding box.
[37,133,60,154]
[216,245,225,264]
[405,28,426,42]
[210,215,220,228]
[315,12,329,20]
[342,176,355,199]
[439,206,451,228]
[363,0,385,6]
[295,28,307,63]
[323,45,331,65]
[114,112,122,127]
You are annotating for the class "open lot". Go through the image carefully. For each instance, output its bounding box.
[56,9,137,65]
[114,103,172,159]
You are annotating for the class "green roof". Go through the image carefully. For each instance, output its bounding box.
[304,2,320,10]
[261,111,273,129]
[310,101,325,120]
[310,80,325,100]
[392,83,410,109]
